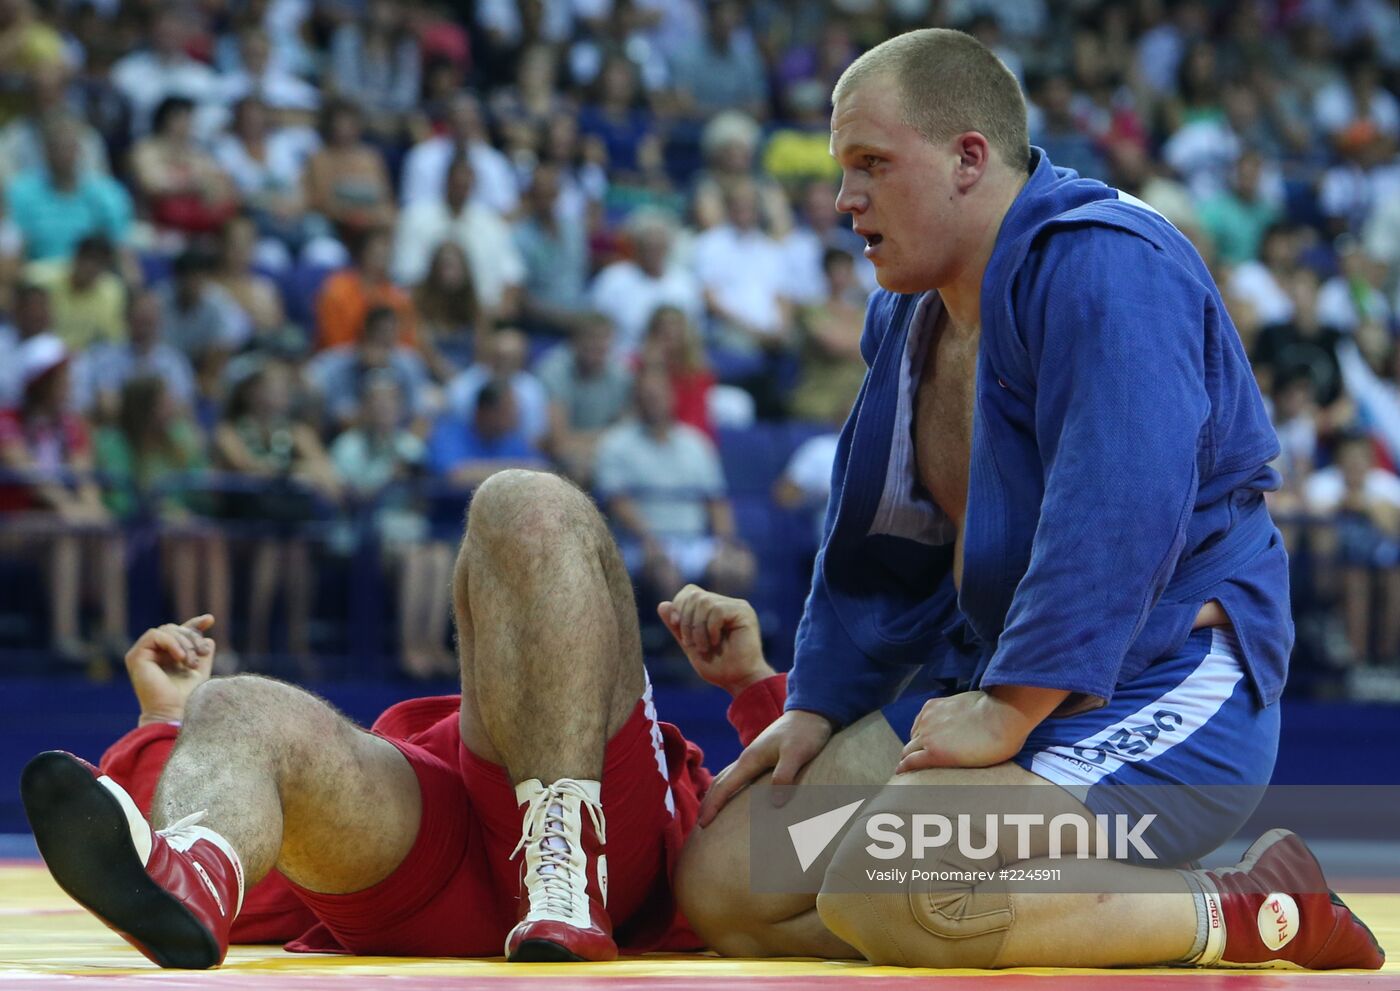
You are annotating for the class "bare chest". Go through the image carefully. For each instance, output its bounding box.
[913,316,979,528]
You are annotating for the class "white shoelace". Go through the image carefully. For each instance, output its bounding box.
[147,808,247,918]
[510,781,606,919]
[157,810,211,853]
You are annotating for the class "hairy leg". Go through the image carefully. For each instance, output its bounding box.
[152,675,420,894]
[675,711,904,958]
[454,470,643,782]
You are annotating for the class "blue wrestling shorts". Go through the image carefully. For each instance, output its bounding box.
[881,627,1280,866]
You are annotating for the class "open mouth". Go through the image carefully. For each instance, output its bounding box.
[863,233,883,247]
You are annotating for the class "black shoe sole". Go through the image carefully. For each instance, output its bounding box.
[1327,890,1387,966]
[19,751,222,969]
[509,938,588,962]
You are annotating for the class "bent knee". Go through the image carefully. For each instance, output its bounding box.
[184,675,340,744]
[185,674,280,722]
[469,469,576,526]
[677,875,798,957]
[815,881,912,966]
[466,469,600,552]
[817,851,1013,968]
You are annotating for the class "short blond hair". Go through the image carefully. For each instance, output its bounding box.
[834,28,1031,173]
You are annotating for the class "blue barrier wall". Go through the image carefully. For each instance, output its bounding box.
[2,677,1397,833]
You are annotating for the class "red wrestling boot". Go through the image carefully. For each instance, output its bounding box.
[1196,829,1384,969]
[505,778,617,962]
[20,751,244,969]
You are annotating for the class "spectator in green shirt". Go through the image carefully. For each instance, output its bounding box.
[1198,151,1280,265]
[2,115,133,263]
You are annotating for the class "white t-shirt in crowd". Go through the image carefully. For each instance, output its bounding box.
[691,225,790,334]
[587,260,703,357]
[778,227,828,306]
[398,136,520,217]
[1313,80,1400,138]
[1304,464,1400,514]
[391,200,525,308]
[1317,275,1392,332]
[1229,261,1294,327]
[110,51,222,136]
[593,419,725,538]
[213,127,319,199]
[782,433,839,503]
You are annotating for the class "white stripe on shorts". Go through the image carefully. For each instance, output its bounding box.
[640,671,677,816]
[1028,628,1245,790]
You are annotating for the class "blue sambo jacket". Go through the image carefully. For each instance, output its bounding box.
[786,148,1291,727]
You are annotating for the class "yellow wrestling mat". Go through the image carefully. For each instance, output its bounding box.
[1,862,1396,989]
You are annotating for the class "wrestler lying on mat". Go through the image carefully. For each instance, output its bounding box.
[21,470,787,968]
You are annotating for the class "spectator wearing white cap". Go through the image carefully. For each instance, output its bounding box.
[0,332,128,666]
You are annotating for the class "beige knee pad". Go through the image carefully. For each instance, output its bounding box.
[817,822,1014,969]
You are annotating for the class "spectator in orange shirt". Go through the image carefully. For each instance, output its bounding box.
[315,226,418,350]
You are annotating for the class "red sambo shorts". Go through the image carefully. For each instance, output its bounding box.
[283,684,710,957]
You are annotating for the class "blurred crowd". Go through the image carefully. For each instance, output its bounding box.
[0,0,1396,694]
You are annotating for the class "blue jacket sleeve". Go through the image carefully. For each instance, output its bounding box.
[978,226,1212,705]
[785,552,917,727]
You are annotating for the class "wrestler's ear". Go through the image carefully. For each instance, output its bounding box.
[952,131,991,191]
